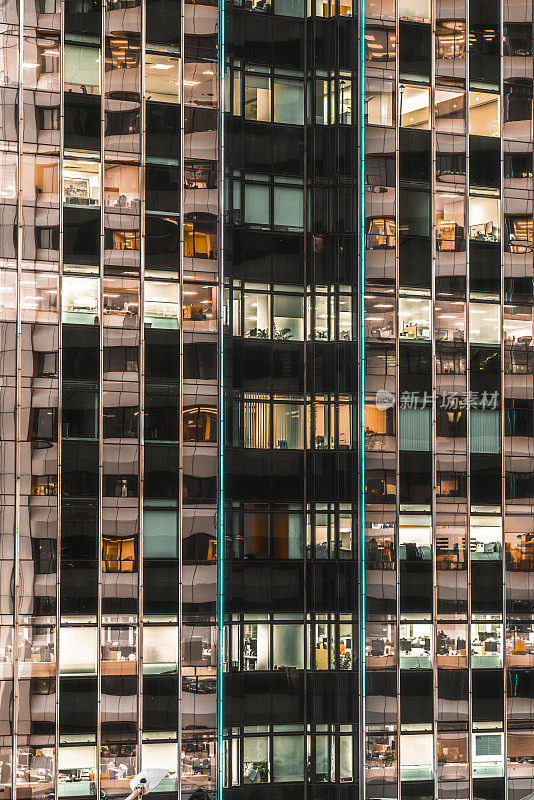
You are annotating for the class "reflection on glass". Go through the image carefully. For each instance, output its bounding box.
[399,622,433,669]
[399,85,431,128]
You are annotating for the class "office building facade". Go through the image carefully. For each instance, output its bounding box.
[0,0,534,794]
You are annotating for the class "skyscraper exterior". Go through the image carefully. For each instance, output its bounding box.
[0,0,533,795]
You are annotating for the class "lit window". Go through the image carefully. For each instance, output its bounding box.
[399,296,431,340]
[399,84,430,128]
[469,91,500,137]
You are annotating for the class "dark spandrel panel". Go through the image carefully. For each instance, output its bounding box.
[62,325,99,383]
[61,504,98,560]
[472,669,504,722]
[400,562,433,615]
[469,241,500,295]
[306,452,359,503]
[144,443,179,499]
[399,129,431,185]
[306,343,358,394]
[399,236,431,289]
[142,676,179,730]
[400,781,434,800]
[62,442,99,498]
[145,165,180,214]
[146,0,180,45]
[470,454,502,506]
[146,102,180,159]
[64,0,100,33]
[182,342,216,381]
[469,135,500,189]
[143,561,179,614]
[64,94,101,151]
[399,22,431,76]
[400,670,433,723]
[144,214,180,271]
[241,671,304,725]
[60,561,98,615]
[471,563,503,614]
[223,562,304,613]
[437,669,468,722]
[145,330,180,382]
[63,209,100,266]
[472,779,505,800]
[399,452,432,505]
[365,669,397,726]
[59,677,98,732]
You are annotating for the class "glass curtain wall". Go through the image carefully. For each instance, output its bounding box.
[0,0,219,792]
[221,0,361,793]
[364,0,534,792]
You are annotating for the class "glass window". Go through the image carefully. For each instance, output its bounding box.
[145,53,179,104]
[469,302,500,344]
[62,276,99,324]
[365,294,395,339]
[243,737,269,784]
[399,85,430,128]
[469,91,500,137]
[469,196,500,242]
[144,281,179,329]
[243,395,271,448]
[273,294,303,340]
[272,735,304,782]
[182,283,217,332]
[273,79,304,124]
[64,159,100,206]
[243,623,270,669]
[436,623,468,668]
[22,154,59,206]
[104,163,140,211]
[472,733,504,778]
[400,733,433,780]
[436,20,466,61]
[64,44,100,93]
[365,78,394,126]
[143,509,178,558]
[101,626,136,673]
[273,625,304,668]
[399,623,433,669]
[470,516,502,561]
[59,627,97,674]
[366,734,396,784]
[399,297,431,340]
[470,409,501,454]
[434,300,465,343]
[471,620,503,668]
[244,73,271,121]
[399,514,432,560]
[435,89,465,134]
[399,407,431,451]
[58,746,96,793]
[435,193,465,251]
[273,186,303,231]
[244,292,270,338]
[244,184,270,227]
[273,399,304,449]
[143,626,178,673]
[506,621,534,666]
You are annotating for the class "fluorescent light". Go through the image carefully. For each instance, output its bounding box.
[150,63,174,70]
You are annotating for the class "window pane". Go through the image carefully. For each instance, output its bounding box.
[274,186,303,230]
[245,184,270,226]
[273,735,304,782]
[274,80,304,124]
